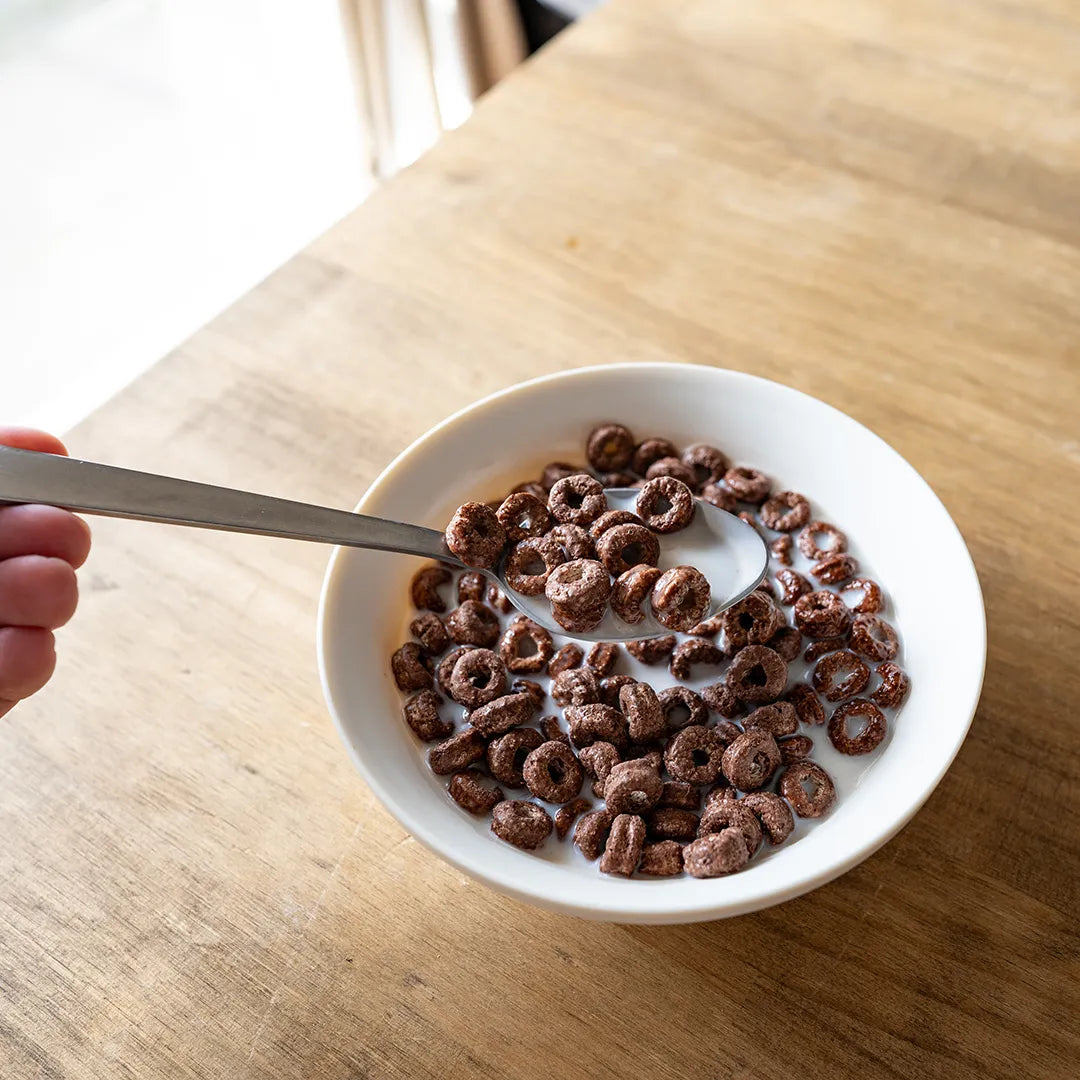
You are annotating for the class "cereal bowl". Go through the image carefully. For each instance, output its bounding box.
[317,363,985,923]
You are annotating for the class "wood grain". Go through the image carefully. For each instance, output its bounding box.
[3,0,1079,1076]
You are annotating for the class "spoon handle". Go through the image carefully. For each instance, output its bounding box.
[0,446,452,561]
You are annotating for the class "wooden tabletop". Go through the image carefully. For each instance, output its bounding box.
[5,0,1079,1076]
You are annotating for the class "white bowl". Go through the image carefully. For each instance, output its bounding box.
[317,364,985,923]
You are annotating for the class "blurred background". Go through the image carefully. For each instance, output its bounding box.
[1,0,597,432]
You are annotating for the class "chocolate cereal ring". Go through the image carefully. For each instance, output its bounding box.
[551,667,600,707]
[721,729,781,792]
[723,466,770,503]
[578,741,620,782]
[812,650,871,702]
[786,684,825,726]
[586,423,635,472]
[491,800,553,849]
[770,534,794,566]
[496,491,551,542]
[841,577,884,615]
[402,689,453,741]
[486,727,544,786]
[625,635,676,664]
[797,521,847,561]
[828,698,887,755]
[428,729,487,775]
[776,568,811,605]
[457,571,486,603]
[554,796,592,840]
[599,470,637,488]
[589,509,645,543]
[548,643,583,677]
[803,636,847,663]
[722,592,783,648]
[510,480,548,501]
[669,637,725,681]
[446,502,507,569]
[391,642,434,692]
[511,678,546,712]
[619,682,666,743]
[573,807,615,860]
[565,703,628,749]
[743,701,798,737]
[539,715,567,743]
[449,647,506,708]
[760,491,810,532]
[683,830,748,877]
[651,565,711,632]
[596,522,660,577]
[611,565,662,625]
[437,645,475,696]
[498,617,554,674]
[850,614,900,662]
[599,674,636,708]
[445,600,500,647]
[448,770,504,815]
[701,681,742,719]
[681,444,729,488]
[646,808,700,841]
[638,840,684,876]
[659,781,700,810]
[411,564,451,612]
[504,536,565,596]
[586,641,620,676]
[635,476,696,533]
[468,692,536,737]
[546,523,596,561]
[726,645,788,703]
[688,613,724,638]
[599,814,646,876]
[523,740,584,803]
[701,482,737,512]
[740,791,794,845]
[631,438,678,476]
[540,462,582,491]
[664,725,724,785]
[811,553,859,585]
[768,626,803,662]
[545,558,611,611]
[778,734,814,763]
[793,590,852,639]
[779,761,836,818]
[657,686,708,729]
[604,759,663,814]
[548,474,608,527]
[410,612,450,656]
[645,456,698,488]
[871,661,910,708]
[697,800,762,856]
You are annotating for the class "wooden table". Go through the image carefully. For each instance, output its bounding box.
[4,1,1078,1076]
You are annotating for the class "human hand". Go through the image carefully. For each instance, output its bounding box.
[0,428,91,719]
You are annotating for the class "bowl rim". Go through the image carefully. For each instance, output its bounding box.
[316,362,987,921]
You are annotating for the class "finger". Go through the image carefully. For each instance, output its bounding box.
[0,626,56,713]
[0,427,68,456]
[0,556,79,629]
[0,504,92,568]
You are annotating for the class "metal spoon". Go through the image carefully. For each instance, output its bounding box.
[0,446,767,641]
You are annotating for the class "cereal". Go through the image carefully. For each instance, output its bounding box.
[589,509,645,543]
[488,585,515,615]
[760,491,810,532]
[682,444,729,488]
[498,616,554,674]
[573,807,615,860]
[803,637,846,663]
[554,797,592,840]
[755,578,776,600]
[683,831,749,877]
[697,799,762,856]
[546,523,596,561]
[688,613,724,638]
[635,476,695,533]
[631,438,678,476]
[445,502,507,569]
[769,626,803,662]
[811,553,859,585]
[512,678,546,711]
[586,642,620,676]
[638,840,684,876]
[411,565,451,612]
[595,522,660,576]
[619,682,667,742]
[437,645,474,696]
[600,814,646,876]
[586,423,635,472]
[770,534,794,566]
[722,592,783,648]
[703,785,738,811]
[721,729,781,791]
[578,741,620,782]
[504,536,565,596]
[540,715,568,743]
[457,571,486,603]
[600,674,636,708]
[645,456,698,488]
[548,643,584,676]
[779,761,836,818]
[849,614,900,662]
[468,692,536,737]
[786,684,825,726]
[841,577,884,615]
[611,565,662,624]
[448,647,506,707]
[715,721,744,746]
[486,727,544,786]
[659,781,700,810]
[669,638,724,680]
[604,759,664,814]
[551,667,600,707]
[491,800,553,849]
[625,634,676,664]
[828,698,887,755]
[541,462,582,491]
[793,590,852,638]
[496,492,552,543]
[812,650,871,702]
[523,740,585,803]
[663,725,724,785]
[600,471,638,488]
[445,600,501,647]
[871,661,910,708]
[701,681,742,719]
[545,559,611,615]
[646,808,700,840]
[548,474,608,527]
[723,466,770,503]
[740,791,794,845]
[657,686,708,729]
[776,568,811,605]
[778,734,814,763]
[448,770,504,815]
[402,689,454,741]
[743,701,798,737]
[410,612,450,655]
[700,482,737,512]
[651,566,711,631]
[726,645,788,703]
[510,480,548,501]
[391,642,434,691]
[797,521,847,561]
[428,729,487,775]
[565,703,629,749]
